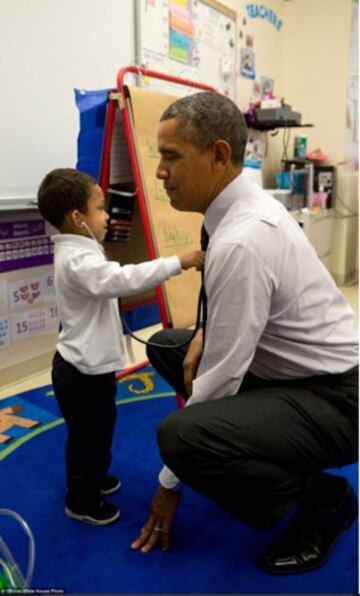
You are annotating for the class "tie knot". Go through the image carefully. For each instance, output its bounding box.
[200,224,209,251]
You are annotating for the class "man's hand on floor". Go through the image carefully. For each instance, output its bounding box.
[131,485,181,553]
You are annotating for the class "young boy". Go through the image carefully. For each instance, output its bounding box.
[37,168,204,526]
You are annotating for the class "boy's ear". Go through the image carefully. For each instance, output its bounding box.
[69,209,84,229]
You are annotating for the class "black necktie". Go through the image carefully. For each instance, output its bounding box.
[200,224,209,252]
[200,224,209,335]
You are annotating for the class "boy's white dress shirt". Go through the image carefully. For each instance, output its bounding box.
[52,234,181,375]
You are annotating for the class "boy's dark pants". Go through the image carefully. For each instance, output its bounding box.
[52,351,117,510]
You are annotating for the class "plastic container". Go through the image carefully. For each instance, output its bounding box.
[312,187,328,210]
[276,171,291,190]
[0,509,35,591]
[294,135,307,159]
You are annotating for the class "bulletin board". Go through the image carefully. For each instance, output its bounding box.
[135,0,237,99]
[0,211,59,379]
[127,86,203,328]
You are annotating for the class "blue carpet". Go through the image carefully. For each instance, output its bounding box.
[0,365,358,594]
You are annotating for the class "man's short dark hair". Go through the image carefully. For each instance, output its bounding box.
[37,168,97,229]
[160,92,248,166]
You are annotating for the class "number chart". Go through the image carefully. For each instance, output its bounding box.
[0,214,60,377]
[0,219,54,273]
[0,273,59,350]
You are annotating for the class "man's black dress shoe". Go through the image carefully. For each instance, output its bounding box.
[260,479,358,575]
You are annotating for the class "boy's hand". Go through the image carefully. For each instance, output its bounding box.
[180,250,205,271]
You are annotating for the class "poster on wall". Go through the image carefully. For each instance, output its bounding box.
[240,47,256,79]
[344,0,358,171]
[11,303,59,343]
[0,272,58,348]
[0,281,8,315]
[0,220,53,273]
[141,0,169,57]
[8,274,55,310]
[137,0,237,99]
[0,317,10,349]
[169,0,194,65]
[260,75,274,98]
[9,276,43,310]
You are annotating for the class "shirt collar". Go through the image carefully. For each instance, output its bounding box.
[204,172,252,237]
[52,233,105,254]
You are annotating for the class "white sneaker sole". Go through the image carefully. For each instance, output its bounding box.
[65,506,120,526]
[100,479,122,496]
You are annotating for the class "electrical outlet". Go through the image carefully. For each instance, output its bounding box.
[318,172,333,187]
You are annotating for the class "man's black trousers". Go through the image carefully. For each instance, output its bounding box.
[52,351,117,509]
[147,329,358,529]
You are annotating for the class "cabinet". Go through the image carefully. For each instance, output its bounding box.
[291,209,334,270]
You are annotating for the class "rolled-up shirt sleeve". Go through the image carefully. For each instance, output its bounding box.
[159,465,182,490]
[67,253,181,298]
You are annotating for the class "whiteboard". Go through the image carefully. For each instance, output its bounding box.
[135,0,237,98]
[0,0,135,205]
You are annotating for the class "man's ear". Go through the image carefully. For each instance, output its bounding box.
[213,140,232,166]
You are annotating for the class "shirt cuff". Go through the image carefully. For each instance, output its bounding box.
[164,256,182,276]
[159,465,182,491]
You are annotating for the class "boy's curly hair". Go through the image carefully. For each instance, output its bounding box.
[37,168,97,229]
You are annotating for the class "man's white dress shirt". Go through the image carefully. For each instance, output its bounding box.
[52,234,181,375]
[159,172,358,490]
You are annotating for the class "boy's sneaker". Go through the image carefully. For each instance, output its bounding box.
[65,500,120,526]
[100,475,121,495]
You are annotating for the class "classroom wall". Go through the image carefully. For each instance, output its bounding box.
[0,0,357,388]
[222,0,357,282]
[283,0,351,165]
[1,0,355,209]
[0,0,135,388]
[0,211,58,386]
[283,0,358,283]
[221,0,287,187]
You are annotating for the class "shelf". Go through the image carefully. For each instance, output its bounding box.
[246,120,314,132]
[290,208,334,223]
[0,199,38,212]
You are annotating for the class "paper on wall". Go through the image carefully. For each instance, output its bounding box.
[0,281,8,315]
[11,302,59,343]
[8,274,55,310]
[0,317,10,349]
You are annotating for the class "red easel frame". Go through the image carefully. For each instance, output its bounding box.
[99,66,216,378]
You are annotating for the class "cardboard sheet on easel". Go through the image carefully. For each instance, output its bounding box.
[128,86,203,329]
